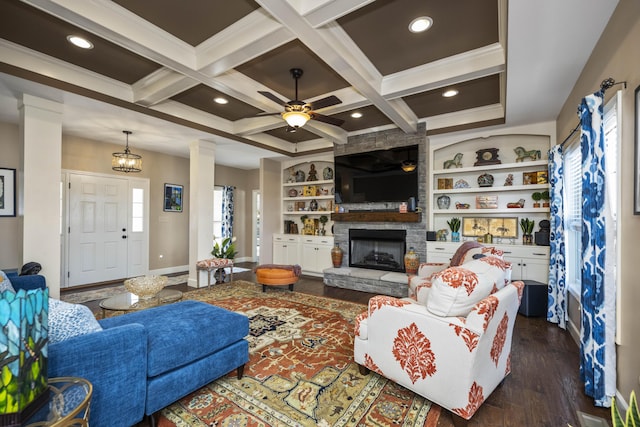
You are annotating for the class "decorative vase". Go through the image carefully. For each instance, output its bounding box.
[323,166,333,180]
[437,195,451,210]
[331,244,343,268]
[522,234,533,245]
[309,199,318,211]
[404,247,419,275]
[451,231,460,242]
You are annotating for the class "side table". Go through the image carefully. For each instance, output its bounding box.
[24,377,92,427]
[519,280,549,317]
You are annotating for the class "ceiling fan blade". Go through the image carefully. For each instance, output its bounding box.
[308,95,341,111]
[309,112,345,127]
[255,111,282,117]
[258,91,287,106]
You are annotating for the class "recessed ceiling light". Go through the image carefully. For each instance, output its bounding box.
[213,97,228,104]
[409,16,433,33]
[351,112,363,118]
[443,89,459,98]
[67,35,93,49]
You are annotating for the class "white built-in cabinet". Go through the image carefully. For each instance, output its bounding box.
[273,235,301,265]
[300,236,334,274]
[427,133,552,283]
[273,154,335,276]
[426,242,550,284]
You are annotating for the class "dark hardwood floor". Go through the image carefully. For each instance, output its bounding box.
[68,262,611,427]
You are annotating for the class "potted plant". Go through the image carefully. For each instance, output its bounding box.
[520,218,535,244]
[612,390,639,426]
[540,190,550,208]
[211,236,237,282]
[319,215,328,235]
[211,236,238,259]
[532,191,542,208]
[447,217,461,242]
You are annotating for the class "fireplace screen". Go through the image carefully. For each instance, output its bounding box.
[349,229,407,273]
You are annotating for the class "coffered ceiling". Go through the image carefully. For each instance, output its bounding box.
[0,0,619,168]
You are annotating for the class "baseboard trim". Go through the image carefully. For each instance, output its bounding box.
[149,265,189,276]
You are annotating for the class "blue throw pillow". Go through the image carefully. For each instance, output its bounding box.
[0,271,15,293]
[49,299,103,344]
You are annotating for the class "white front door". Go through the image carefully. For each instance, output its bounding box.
[67,173,128,286]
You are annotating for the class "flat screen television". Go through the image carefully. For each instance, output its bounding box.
[334,145,419,204]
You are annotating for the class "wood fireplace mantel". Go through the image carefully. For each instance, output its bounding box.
[331,211,422,223]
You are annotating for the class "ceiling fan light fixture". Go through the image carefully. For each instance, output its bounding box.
[401,160,417,172]
[282,111,310,128]
[112,130,142,173]
[409,16,433,33]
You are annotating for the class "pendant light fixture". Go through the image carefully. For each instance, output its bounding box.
[112,130,142,173]
[401,147,417,172]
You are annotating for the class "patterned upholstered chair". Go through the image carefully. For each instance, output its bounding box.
[354,249,524,422]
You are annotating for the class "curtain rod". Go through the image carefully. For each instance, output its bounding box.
[559,77,627,147]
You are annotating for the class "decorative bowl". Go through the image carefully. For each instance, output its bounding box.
[124,275,168,299]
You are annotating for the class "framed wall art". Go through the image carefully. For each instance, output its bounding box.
[163,183,183,212]
[462,217,518,238]
[0,168,16,217]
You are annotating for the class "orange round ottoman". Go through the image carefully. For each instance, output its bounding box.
[254,264,301,292]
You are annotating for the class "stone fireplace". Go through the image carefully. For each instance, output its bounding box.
[323,124,428,296]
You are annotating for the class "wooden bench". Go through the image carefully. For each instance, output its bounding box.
[196,258,234,288]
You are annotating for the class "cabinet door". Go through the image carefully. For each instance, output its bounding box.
[520,256,549,283]
[302,244,318,272]
[273,240,300,265]
[316,244,333,271]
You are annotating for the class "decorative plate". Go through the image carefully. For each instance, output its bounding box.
[454,179,470,189]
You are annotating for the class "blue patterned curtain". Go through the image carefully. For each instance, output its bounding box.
[221,186,234,239]
[578,90,615,407]
[547,145,567,328]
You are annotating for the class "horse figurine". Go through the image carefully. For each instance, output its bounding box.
[514,146,541,162]
[443,152,463,169]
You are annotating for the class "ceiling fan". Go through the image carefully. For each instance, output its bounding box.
[258,68,345,132]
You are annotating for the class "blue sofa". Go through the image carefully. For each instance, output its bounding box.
[9,274,250,427]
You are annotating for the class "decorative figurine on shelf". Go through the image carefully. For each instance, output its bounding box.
[455,202,470,209]
[454,179,470,189]
[295,169,305,182]
[504,173,514,186]
[507,199,526,208]
[309,199,318,211]
[307,163,318,181]
[288,166,296,183]
[477,173,494,187]
[443,153,463,169]
[514,146,542,162]
[474,148,501,166]
[436,229,449,242]
[323,166,333,180]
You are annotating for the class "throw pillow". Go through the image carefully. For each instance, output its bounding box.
[426,258,507,317]
[0,271,15,293]
[49,299,102,344]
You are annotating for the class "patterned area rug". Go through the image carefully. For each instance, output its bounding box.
[158,281,441,427]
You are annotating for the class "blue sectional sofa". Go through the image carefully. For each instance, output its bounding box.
[9,274,250,427]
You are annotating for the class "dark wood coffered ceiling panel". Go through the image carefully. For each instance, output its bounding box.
[338,0,499,76]
[171,84,263,121]
[0,1,161,84]
[331,105,394,132]
[236,40,350,102]
[111,0,260,47]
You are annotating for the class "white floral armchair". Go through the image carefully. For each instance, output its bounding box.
[354,248,524,421]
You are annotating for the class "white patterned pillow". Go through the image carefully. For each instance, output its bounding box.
[0,271,15,293]
[49,299,102,344]
[427,258,507,317]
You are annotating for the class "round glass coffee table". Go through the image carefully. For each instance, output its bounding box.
[24,377,92,427]
[99,289,183,317]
